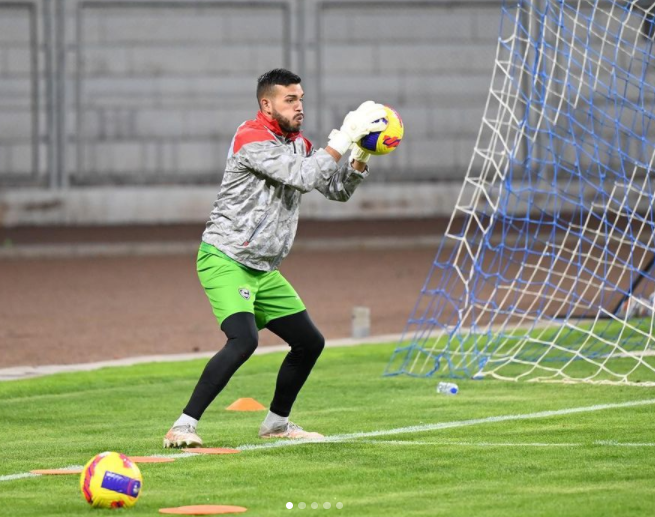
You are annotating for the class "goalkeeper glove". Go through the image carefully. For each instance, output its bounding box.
[328,131,372,165]
[327,101,387,155]
[350,144,371,165]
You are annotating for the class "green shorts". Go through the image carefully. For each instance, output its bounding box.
[197,242,306,330]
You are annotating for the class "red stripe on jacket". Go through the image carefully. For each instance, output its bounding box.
[232,112,313,156]
[232,123,277,155]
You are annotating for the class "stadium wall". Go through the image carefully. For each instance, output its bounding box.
[0,0,500,226]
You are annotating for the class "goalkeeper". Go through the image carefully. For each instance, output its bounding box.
[164,68,386,447]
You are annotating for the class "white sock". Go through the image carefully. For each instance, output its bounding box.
[263,411,288,429]
[173,414,198,429]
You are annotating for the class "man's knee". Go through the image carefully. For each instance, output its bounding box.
[232,331,258,358]
[304,330,325,359]
[222,312,259,359]
[266,310,325,359]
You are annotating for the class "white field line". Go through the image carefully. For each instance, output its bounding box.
[0,473,38,482]
[347,440,580,447]
[0,455,196,483]
[593,440,655,447]
[143,453,197,459]
[0,464,84,482]
[235,398,655,451]
[346,439,655,447]
[615,350,655,358]
[2,398,654,483]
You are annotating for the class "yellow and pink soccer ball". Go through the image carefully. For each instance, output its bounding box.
[359,105,404,155]
[80,451,142,509]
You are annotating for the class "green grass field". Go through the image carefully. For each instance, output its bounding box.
[1,343,654,516]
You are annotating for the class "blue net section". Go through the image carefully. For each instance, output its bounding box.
[386,0,655,384]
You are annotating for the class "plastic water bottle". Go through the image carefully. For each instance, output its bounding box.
[437,382,459,395]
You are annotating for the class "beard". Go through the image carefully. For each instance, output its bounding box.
[271,108,302,133]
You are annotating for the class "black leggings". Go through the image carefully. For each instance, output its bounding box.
[183,310,325,420]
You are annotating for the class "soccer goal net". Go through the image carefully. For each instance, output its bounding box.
[386,0,655,385]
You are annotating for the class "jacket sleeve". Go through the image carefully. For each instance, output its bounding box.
[236,140,340,194]
[314,159,369,202]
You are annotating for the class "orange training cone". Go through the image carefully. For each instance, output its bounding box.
[129,456,176,463]
[225,398,266,411]
[159,505,248,515]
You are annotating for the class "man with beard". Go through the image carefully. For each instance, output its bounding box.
[164,68,387,447]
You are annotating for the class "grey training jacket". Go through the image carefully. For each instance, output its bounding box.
[202,111,369,271]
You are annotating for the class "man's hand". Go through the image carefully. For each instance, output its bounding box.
[350,144,370,172]
[327,101,387,156]
[350,144,370,164]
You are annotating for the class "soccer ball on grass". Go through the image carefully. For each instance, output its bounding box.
[80,451,142,509]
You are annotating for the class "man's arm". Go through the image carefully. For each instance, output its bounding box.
[315,144,371,202]
[324,146,367,172]
[238,141,367,198]
[237,141,341,193]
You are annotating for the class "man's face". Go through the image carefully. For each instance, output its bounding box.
[263,83,304,133]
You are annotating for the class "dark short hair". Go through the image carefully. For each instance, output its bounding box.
[257,68,302,106]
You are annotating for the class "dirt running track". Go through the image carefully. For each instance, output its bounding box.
[0,219,445,368]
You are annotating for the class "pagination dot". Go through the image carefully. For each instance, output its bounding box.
[286,502,293,509]
[299,502,306,509]
[336,502,343,509]
[324,502,331,509]
[311,502,318,509]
